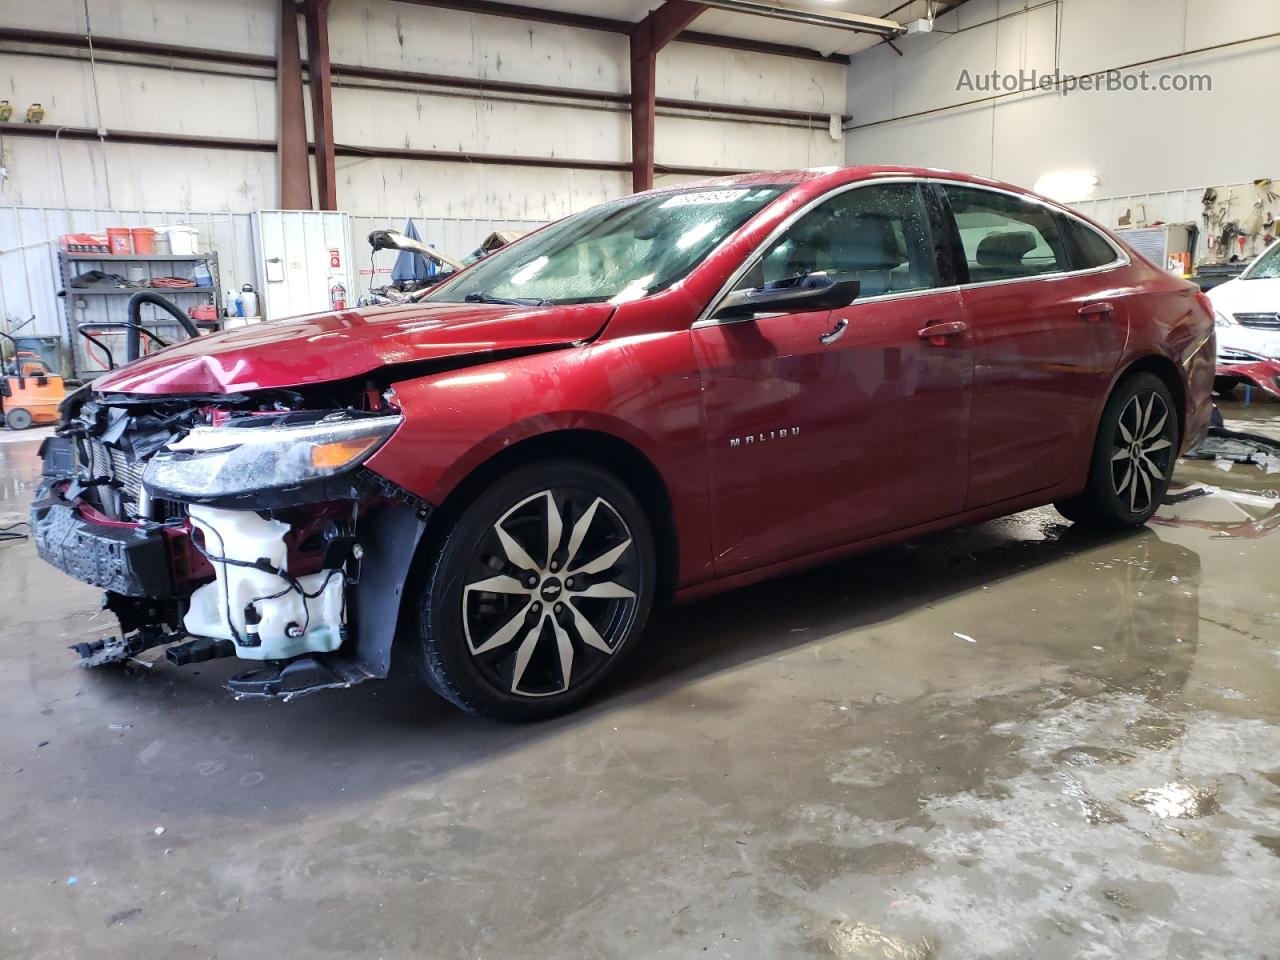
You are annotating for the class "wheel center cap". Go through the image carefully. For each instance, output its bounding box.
[540,578,563,601]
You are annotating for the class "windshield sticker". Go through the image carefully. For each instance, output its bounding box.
[660,189,751,209]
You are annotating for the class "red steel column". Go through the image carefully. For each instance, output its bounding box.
[305,0,337,210]
[277,0,311,209]
[629,1,705,193]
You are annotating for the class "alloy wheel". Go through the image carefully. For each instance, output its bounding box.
[461,489,641,698]
[1110,391,1174,514]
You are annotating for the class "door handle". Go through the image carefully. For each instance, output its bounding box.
[917,320,967,346]
[819,318,848,345]
[1078,301,1115,321]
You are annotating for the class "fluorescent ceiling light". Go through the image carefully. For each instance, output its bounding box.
[1034,171,1099,204]
[696,0,904,36]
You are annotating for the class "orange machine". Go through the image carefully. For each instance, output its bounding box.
[1,334,65,430]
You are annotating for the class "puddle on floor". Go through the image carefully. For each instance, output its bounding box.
[1052,745,1136,767]
[1126,781,1222,819]
[807,920,940,960]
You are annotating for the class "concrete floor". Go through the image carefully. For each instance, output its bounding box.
[2,405,1279,960]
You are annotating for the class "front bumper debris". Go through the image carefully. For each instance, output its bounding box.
[31,493,175,598]
[33,387,434,701]
[1216,356,1280,400]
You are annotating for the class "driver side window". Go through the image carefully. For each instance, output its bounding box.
[734,183,940,298]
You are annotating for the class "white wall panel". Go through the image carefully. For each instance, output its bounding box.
[1056,0,1190,77]
[332,86,628,162]
[847,0,1280,197]
[655,114,843,171]
[842,104,996,177]
[658,44,847,115]
[0,138,278,213]
[329,1,629,93]
[336,158,627,220]
[0,0,277,58]
[5,54,275,139]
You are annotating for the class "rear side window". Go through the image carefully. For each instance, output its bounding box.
[1058,215,1121,270]
[943,185,1068,283]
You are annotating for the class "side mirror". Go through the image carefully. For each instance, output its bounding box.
[712,274,860,321]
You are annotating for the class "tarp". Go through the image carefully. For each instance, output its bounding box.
[391,219,434,281]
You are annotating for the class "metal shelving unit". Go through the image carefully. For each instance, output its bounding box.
[58,251,222,380]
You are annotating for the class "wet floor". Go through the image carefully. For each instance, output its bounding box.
[1,403,1278,959]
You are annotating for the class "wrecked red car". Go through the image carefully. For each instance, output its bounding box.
[33,167,1215,720]
[1214,349,1280,401]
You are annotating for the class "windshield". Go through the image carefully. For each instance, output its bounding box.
[423,186,788,305]
[1244,242,1280,279]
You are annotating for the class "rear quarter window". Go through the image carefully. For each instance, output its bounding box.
[1059,216,1122,270]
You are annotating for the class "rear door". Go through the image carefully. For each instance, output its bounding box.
[936,184,1130,509]
[693,181,973,576]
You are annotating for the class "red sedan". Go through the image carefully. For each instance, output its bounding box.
[33,166,1215,719]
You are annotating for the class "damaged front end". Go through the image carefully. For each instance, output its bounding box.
[32,385,429,700]
[1216,348,1280,401]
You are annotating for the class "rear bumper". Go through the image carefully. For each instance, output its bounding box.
[30,492,175,598]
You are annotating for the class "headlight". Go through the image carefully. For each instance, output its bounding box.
[143,412,402,500]
[1215,311,1233,328]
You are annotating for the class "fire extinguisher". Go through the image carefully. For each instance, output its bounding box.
[329,279,347,310]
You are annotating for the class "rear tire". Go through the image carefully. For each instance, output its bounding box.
[4,408,32,430]
[409,460,656,721]
[1055,373,1179,529]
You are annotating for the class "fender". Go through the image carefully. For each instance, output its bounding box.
[364,331,717,589]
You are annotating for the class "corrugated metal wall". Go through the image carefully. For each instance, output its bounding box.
[0,206,545,345]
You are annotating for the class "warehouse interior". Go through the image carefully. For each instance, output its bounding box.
[2,1,1279,957]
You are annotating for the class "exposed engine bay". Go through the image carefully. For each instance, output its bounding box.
[31,384,428,699]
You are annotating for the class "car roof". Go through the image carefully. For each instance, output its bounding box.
[651,165,1053,201]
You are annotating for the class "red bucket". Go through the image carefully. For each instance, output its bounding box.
[130,227,156,254]
[106,227,133,255]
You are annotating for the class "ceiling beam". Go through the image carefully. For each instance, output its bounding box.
[697,0,903,36]
[388,0,850,63]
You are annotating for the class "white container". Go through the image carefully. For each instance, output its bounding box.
[183,506,344,660]
[239,286,259,318]
[163,226,199,255]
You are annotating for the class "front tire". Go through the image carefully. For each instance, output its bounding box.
[410,460,656,721]
[1056,372,1179,528]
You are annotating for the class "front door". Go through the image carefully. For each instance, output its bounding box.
[693,181,974,577]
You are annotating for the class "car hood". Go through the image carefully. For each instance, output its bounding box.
[93,300,615,395]
[1207,276,1280,314]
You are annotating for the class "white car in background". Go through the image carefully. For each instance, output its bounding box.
[1208,241,1280,399]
